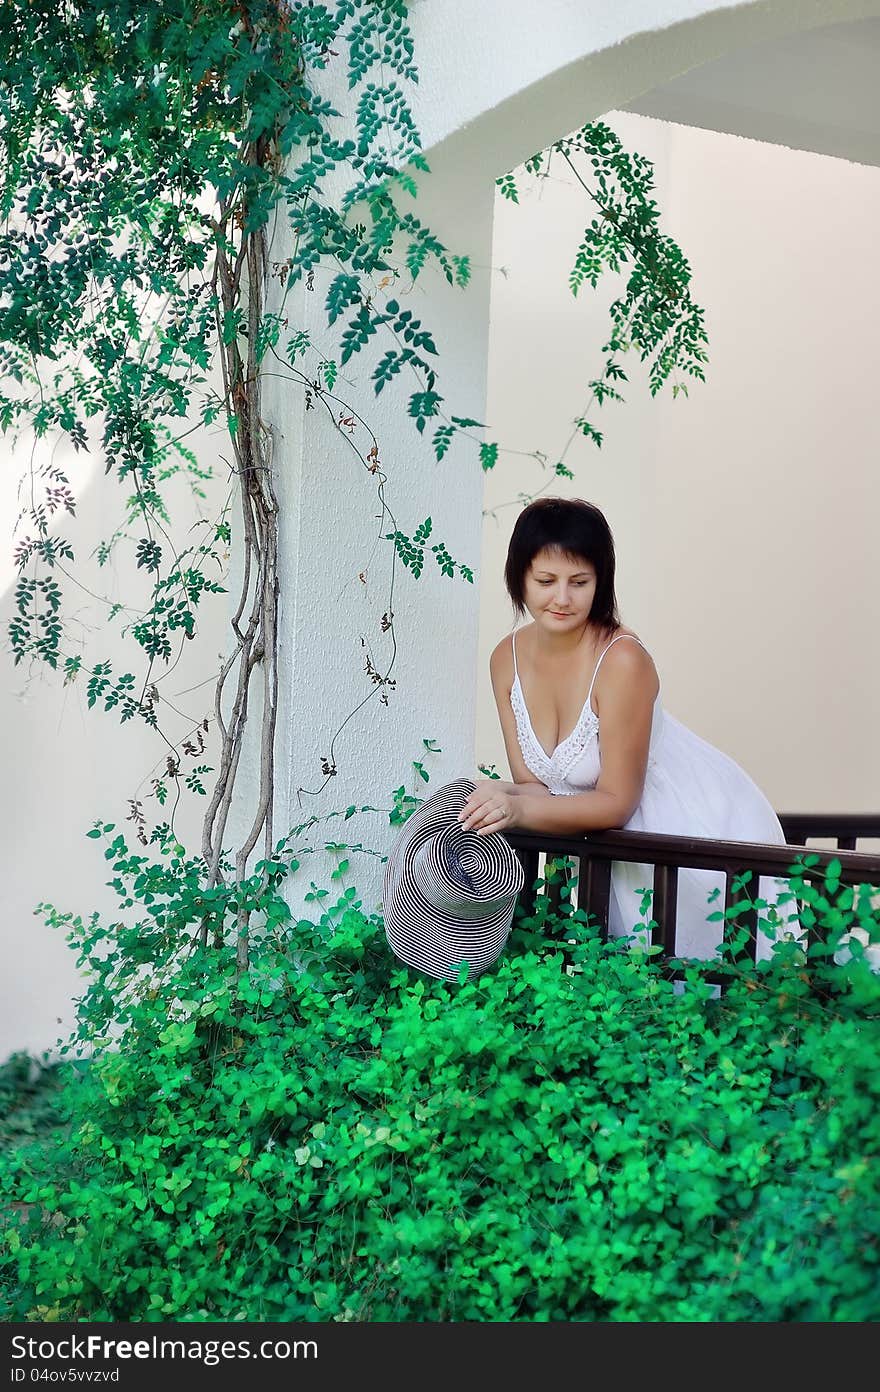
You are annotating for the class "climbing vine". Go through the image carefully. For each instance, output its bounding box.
[2,1,708,964]
[486,120,708,517]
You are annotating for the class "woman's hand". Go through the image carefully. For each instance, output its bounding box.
[458,781,520,836]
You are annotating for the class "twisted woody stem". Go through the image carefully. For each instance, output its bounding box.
[201,186,280,968]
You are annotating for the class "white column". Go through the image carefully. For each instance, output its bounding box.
[262,166,495,915]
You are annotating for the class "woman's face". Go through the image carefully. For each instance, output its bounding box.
[523,547,597,632]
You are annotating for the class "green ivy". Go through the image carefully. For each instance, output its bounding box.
[1,0,472,740]
[1,836,879,1322]
[497,120,708,465]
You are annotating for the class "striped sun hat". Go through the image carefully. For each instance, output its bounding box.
[383,778,525,981]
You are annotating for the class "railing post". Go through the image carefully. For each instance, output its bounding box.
[652,863,679,961]
[578,853,612,939]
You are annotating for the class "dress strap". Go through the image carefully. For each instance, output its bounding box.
[586,633,646,706]
[511,629,520,680]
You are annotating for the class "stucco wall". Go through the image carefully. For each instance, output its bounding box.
[1,426,230,1059]
[407,0,880,179]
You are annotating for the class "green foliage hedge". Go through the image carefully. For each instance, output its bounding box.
[2,853,879,1322]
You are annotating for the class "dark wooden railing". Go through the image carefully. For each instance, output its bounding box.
[504,813,880,975]
[776,813,880,853]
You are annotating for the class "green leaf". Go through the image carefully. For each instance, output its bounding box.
[432,423,455,461]
[222,309,243,345]
[325,273,362,327]
[373,348,412,394]
[340,308,377,365]
[408,390,441,434]
[576,419,603,448]
[452,255,471,287]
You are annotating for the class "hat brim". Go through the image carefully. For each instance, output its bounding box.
[383,779,524,980]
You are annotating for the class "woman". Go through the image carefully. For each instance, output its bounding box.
[459,497,792,959]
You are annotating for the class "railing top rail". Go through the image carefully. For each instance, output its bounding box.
[504,827,880,882]
[778,812,880,838]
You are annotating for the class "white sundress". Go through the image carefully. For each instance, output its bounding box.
[509,630,795,960]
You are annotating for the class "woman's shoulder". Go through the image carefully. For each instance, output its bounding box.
[596,628,659,692]
[605,625,647,651]
[490,625,532,667]
[489,625,535,690]
[489,633,513,686]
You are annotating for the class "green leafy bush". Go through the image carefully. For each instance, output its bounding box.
[2,835,879,1322]
[0,1054,69,1150]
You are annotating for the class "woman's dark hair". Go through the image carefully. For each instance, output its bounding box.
[504,497,620,629]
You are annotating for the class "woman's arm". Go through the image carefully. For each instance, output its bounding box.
[461,638,657,836]
[472,779,552,798]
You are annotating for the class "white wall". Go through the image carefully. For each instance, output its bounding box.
[1,428,230,1060]
[406,0,880,186]
[478,110,880,814]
